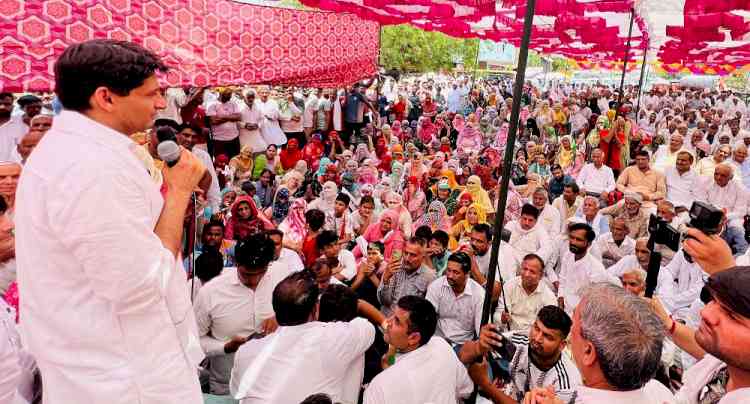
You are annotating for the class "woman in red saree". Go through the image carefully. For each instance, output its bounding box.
[224,196,274,242]
[279,138,304,172]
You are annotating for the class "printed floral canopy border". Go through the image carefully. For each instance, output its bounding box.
[300,0,750,72]
[0,0,379,92]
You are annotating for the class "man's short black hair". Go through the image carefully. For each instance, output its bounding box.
[54,40,168,112]
[397,295,437,347]
[520,203,540,219]
[537,305,572,339]
[195,247,224,284]
[300,394,334,404]
[0,93,13,101]
[241,181,256,194]
[551,164,562,172]
[316,230,339,251]
[305,209,326,232]
[360,195,375,206]
[472,223,493,241]
[447,252,471,273]
[335,193,350,206]
[266,229,284,239]
[430,230,449,248]
[178,122,203,135]
[414,225,433,241]
[155,125,177,143]
[273,272,319,326]
[235,233,275,270]
[568,222,596,243]
[367,241,385,255]
[635,150,650,159]
[564,181,580,194]
[406,236,428,249]
[319,284,358,323]
[202,220,225,237]
[154,118,180,132]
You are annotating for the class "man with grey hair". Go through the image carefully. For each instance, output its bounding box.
[530,187,561,236]
[730,143,750,189]
[695,163,748,255]
[238,89,266,154]
[525,283,674,403]
[652,132,685,172]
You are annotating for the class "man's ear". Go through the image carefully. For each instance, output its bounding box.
[581,340,597,367]
[407,331,422,350]
[89,87,117,113]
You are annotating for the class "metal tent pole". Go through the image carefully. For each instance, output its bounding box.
[479,0,537,329]
[616,8,635,117]
[635,44,649,117]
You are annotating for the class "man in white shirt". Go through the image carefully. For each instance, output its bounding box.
[505,204,553,268]
[176,123,221,213]
[364,295,472,403]
[206,88,242,158]
[303,88,321,138]
[557,223,619,315]
[194,234,288,394]
[526,283,674,403]
[231,271,376,403]
[652,133,685,172]
[594,217,635,268]
[530,188,561,237]
[665,150,699,212]
[238,90,267,154]
[16,40,206,404]
[267,229,304,274]
[695,163,748,254]
[426,252,484,346]
[0,93,26,162]
[256,87,286,146]
[494,253,557,333]
[577,149,616,202]
[155,87,187,124]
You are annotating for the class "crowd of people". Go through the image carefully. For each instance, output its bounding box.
[2,39,750,404]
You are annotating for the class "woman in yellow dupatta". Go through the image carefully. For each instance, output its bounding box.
[229,145,254,186]
[465,175,494,214]
[449,202,487,250]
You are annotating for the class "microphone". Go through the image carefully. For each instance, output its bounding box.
[157,140,181,167]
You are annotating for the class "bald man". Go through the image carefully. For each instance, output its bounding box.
[652,133,684,172]
[731,143,750,189]
[29,114,52,133]
[14,130,45,165]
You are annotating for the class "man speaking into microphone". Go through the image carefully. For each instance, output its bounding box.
[15,40,206,403]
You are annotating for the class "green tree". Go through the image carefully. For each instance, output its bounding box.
[380,25,478,73]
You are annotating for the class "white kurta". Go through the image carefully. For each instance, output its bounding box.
[257,99,287,146]
[15,111,203,404]
[238,103,267,153]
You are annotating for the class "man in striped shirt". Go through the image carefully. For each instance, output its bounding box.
[459,305,581,403]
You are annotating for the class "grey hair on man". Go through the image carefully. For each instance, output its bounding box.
[576,283,665,390]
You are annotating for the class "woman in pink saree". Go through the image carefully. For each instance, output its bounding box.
[353,209,405,262]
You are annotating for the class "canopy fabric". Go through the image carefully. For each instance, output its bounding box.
[301,0,750,68]
[0,0,379,92]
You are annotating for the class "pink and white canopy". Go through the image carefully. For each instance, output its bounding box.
[300,0,750,68]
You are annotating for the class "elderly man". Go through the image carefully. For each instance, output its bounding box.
[608,237,675,296]
[665,150,699,212]
[696,144,734,178]
[530,187,561,236]
[505,204,553,267]
[730,143,750,189]
[551,182,583,233]
[593,217,635,268]
[493,253,557,333]
[695,163,748,254]
[13,129,46,165]
[238,89,266,154]
[577,148,616,203]
[525,284,674,403]
[600,192,649,239]
[616,150,666,208]
[652,132,685,172]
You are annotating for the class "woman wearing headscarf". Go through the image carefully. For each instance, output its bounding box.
[252,144,282,179]
[279,170,304,199]
[413,200,451,233]
[278,198,307,252]
[302,133,326,171]
[403,176,426,221]
[214,187,237,223]
[464,175,494,214]
[416,116,437,145]
[224,196,274,242]
[452,191,473,223]
[279,138,304,172]
[391,120,404,142]
[449,202,486,250]
[263,187,291,225]
[353,209,405,262]
[390,161,404,190]
[385,192,413,239]
[308,180,338,230]
[556,135,584,176]
[228,145,254,186]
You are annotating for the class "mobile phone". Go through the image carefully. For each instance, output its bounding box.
[391,249,402,262]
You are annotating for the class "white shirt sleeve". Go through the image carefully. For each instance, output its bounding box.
[329,318,376,364]
[0,327,21,404]
[52,170,174,315]
[193,288,226,357]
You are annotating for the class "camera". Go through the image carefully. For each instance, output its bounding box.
[649,201,723,262]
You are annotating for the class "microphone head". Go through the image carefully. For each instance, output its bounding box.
[157,140,181,165]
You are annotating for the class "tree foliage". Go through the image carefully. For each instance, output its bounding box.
[380,25,479,73]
